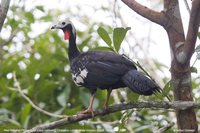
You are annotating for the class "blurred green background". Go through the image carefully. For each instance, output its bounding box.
[0,0,200,132]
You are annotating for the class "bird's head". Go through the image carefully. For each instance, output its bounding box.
[51,19,76,40]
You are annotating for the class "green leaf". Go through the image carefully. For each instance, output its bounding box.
[113,27,131,52]
[36,6,45,12]
[92,46,115,52]
[127,90,139,101]
[24,12,35,23]
[20,104,31,128]
[97,27,112,47]
[160,80,171,100]
[191,66,198,73]
[163,80,171,94]
[197,32,200,39]
[57,86,71,107]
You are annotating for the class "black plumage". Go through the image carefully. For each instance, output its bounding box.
[51,19,159,115]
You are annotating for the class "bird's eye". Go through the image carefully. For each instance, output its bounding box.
[62,22,66,25]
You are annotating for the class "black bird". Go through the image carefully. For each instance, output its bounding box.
[51,19,159,115]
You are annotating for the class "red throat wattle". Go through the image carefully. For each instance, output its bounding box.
[64,31,70,40]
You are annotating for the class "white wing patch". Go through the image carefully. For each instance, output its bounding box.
[79,69,88,78]
[72,68,88,86]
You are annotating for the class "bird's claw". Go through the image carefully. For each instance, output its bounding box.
[103,104,109,111]
[78,109,95,117]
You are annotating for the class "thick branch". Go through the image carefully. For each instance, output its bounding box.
[163,0,198,132]
[121,0,166,26]
[0,0,10,32]
[26,101,200,133]
[184,0,200,62]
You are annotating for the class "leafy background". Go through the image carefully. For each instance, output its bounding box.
[0,0,200,132]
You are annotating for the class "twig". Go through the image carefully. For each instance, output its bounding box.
[80,120,120,125]
[183,0,191,13]
[25,101,200,133]
[12,72,67,118]
[157,122,175,133]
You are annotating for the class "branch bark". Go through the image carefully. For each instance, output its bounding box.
[121,0,167,26]
[0,0,10,67]
[184,0,200,62]
[26,101,200,133]
[0,0,10,32]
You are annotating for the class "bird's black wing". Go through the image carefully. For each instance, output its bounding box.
[88,51,137,69]
[71,51,136,89]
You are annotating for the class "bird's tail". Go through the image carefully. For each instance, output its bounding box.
[122,70,160,95]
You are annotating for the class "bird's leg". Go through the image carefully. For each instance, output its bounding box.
[103,88,112,110]
[79,90,96,116]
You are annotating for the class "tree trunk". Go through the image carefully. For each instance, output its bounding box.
[0,0,10,66]
[164,0,198,132]
[0,0,10,32]
[122,0,200,132]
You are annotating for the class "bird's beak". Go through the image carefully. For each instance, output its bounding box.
[51,25,57,29]
[51,24,63,30]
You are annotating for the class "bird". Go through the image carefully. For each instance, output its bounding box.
[51,19,159,116]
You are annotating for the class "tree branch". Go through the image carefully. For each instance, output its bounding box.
[12,72,67,118]
[121,0,167,26]
[184,0,200,62]
[0,0,10,32]
[25,101,200,133]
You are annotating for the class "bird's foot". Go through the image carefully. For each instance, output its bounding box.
[103,104,109,111]
[78,109,95,117]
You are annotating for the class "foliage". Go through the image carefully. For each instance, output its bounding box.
[97,26,131,52]
[0,1,199,133]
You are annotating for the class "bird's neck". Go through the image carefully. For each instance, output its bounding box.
[68,31,80,62]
